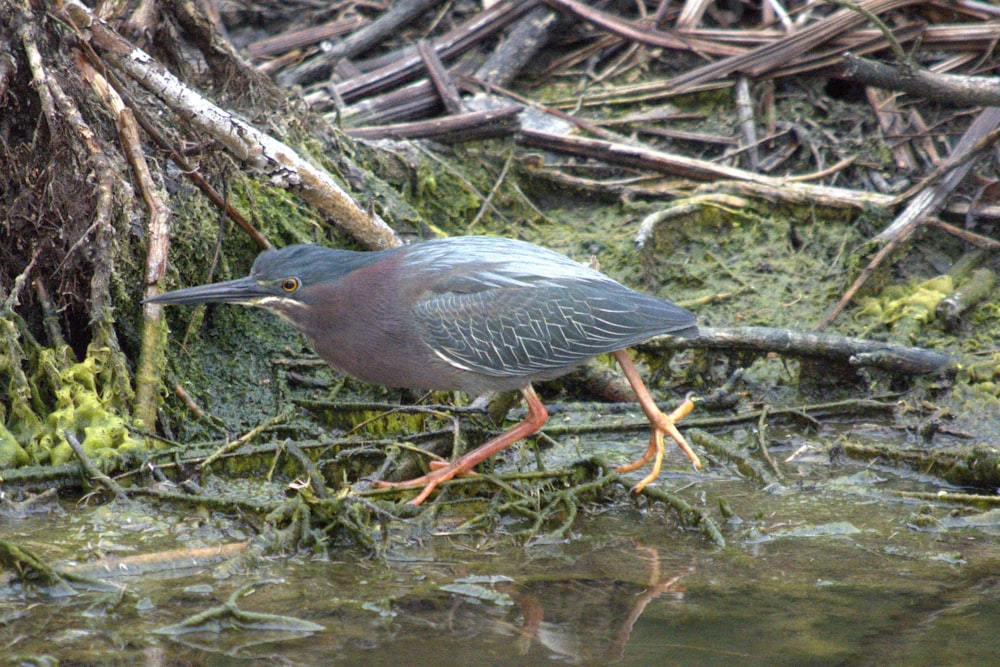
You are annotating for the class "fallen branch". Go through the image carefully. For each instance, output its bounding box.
[643,326,958,376]
[840,53,1000,107]
[334,0,538,103]
[63,430,128,500]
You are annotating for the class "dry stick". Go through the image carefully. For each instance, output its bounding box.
[517,129,895,210]
[165,2,273,93]
[416,39,464,114]
[17,16,57,128]
[342,5,558,126]
[61,1,399,250]
[885,114,1000,228]
[541,0,745,56]
[828,0,907,60]
[545,0,916,94]
[927,218,1000,250]
[766,21,926,82]
[467,76,625,143]
[867,86,918,171]
[346,105,522,142]
[686,24,1000,52]
[339,64,476,125]
[675,0,710,30]
[734,77,759,171]
[115,78,270,250]
[71,37,271,249]
[476,5,559,88]
[816,108,1000,329]
[672,0,918,92]
[542,20,927,110]
[247,16,366,58]
[199,410,294,470]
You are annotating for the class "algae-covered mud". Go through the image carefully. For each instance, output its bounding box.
[3,422,998,665]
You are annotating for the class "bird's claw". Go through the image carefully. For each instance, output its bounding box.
[615,396,699,493]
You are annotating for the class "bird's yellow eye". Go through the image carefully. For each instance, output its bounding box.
[281,278,300,293]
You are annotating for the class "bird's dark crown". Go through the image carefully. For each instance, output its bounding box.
[250,244,399,293]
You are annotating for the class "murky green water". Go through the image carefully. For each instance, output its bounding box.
[3,428,998,665]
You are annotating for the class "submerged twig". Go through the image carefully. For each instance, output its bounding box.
[153,579,326,635]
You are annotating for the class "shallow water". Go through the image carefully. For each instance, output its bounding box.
[3,426,998,666]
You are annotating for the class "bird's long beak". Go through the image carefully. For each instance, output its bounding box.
[143,276,267,306]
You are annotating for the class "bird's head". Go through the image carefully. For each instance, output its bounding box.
[144,244,378,324]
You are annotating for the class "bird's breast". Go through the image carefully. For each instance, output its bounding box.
[292,259,488,392]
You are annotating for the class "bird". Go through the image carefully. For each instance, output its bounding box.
[146,236,701,505]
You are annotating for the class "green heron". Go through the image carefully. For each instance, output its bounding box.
[146,236,700,504]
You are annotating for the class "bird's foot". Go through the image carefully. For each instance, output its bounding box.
[372,460,477,505]
[615,396,699,493]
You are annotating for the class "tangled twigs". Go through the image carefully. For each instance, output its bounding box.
[364,456,725,546]
[59,0,400,250]
[817,108,1000,330]
[580,457,725,547]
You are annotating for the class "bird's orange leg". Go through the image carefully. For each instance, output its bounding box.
[374,385,548,505]
[612,350,699,492]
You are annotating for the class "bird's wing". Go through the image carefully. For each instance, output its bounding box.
[412,279,694,377]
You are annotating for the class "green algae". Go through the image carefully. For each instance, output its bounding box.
[1,295,145,467]
[857,274,954,338]
[30,345,144,466]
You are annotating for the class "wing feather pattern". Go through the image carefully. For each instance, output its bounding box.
[413,279,694,377]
